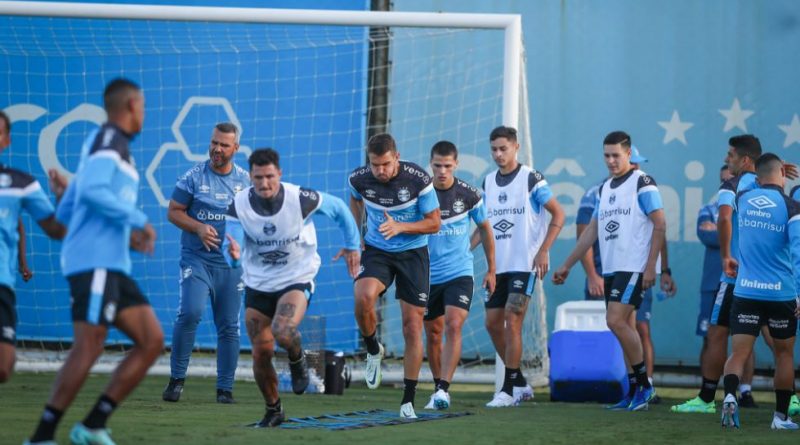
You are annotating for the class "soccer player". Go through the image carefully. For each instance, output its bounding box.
[482,126,564,408]
[670,135,777,414]
[422,141,495,410]
[224,148,360,427]
[719,153,799,430]
[162,122,250,404]
[349,133,441,419]
[26,78,163,445]
[0,110,66,384]
[553,131,665,412]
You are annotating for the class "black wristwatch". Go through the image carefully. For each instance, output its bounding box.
[661,267,672,276]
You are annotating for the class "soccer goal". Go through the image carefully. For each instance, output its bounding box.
[0,1,547,387]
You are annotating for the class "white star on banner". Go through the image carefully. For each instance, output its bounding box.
[658,110,694,145]
[778,114,800,148]
[718,98,754,132]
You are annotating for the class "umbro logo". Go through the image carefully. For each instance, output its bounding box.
[2,326,14,340]
[458,295,470,305]
[747,195,777,210]
[418,293,428,302]
[605,220,620,234]
[199,184,210,193]
[610,289,620,297]
[512,279,524,289]
[259,251,289,262]
[493,219,514,233]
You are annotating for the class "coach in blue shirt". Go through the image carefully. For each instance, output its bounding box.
[163,122,250,404]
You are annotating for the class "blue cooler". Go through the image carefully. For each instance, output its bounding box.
[548,330,628,403]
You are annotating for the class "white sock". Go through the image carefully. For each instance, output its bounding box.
[648,377,654,386]
[739,384,752,393]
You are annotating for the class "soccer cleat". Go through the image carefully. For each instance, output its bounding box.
[433,389,450,410]
[771,413,799,430]
[670,396,716,414]
[216,389,235,404]
[364,343,384,389]
[789,394,800,417]
[650,394,662,405]
[513,384,534,403]
[721,394,740,428]
[253,407,285,428]
[628,386,655,411]
[486,391,518,408]
[423,393,436,410]
[162,377,185,402]
[606,395,633,411]
[22,441,57,445]
[69,423,115,445]
[400,402,417,419]
[289,354,310,395]
[738,391,757,408]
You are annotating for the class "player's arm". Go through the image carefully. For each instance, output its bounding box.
[21,180,67,240]
[716,181,736,276]
[17,218,32,282]
[529,172,563,279]
[638,176,665,290]
[577,222,603,298]
[470,199,496,293]
[167,199,219,251]
[313,192,361,278]
[552,217,598,285]
[378,185,441,238]
[787,208,800,295]
[696,207,719,248]
[77,153,147,229]
[349,191,365,248]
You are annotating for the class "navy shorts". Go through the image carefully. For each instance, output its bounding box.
[0,286,16,345]
[710,282,735,327]
[69,269,149,326]
[357,245,430,307]
[484,272,535,309]
[424,276,474,321]
[604,272,644,309]
[729,296,797,340]
[245,283,313,319]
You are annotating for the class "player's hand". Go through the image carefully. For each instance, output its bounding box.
[226,234,241,261]
[47,168,68,201]
[533,250,549,280]
[587,273,604,298]
[552,266,569,285]
[196,224,220,251]
[482,270,496,295]
[378,211,403,240]
[333,248,360,278]
[660,273,677,297]
[784,162,798,180]
[20,265,33,282]
[131,223,156,255]
[643,267,656,290]
[722,256,738,278]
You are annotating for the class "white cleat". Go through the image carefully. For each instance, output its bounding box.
[771,413,799,430]
[424,392,436,410]
[513,384,534,403]
[400,402,418,419]
[433,389,450,410]
[486,391,519,408]
[364,343,384,389]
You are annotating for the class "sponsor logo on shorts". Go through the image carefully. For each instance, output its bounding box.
[736,313,759,325]
[512,279,524,289]
[418,293,428,303]
[2,326,14,340]
[458,294,470,305]
[104,301,117,323]
[768,318,789,330]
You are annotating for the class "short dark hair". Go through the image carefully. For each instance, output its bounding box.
[215,122,239,142]
[0,111,10,133]
[729,134,761,162]
[603,131,631,148]
[103,78,141,113]
[720,164,729,171]
[490,126,517,142]
[755,152,782,176]
[430,140,458,160]
[367,133,396,156]
[249,148,280,170]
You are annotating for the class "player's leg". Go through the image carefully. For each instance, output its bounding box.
[272,287,311,395]
[720,296,762,428]
[434,278,472,409]
[0,343,13,383]
[739,349,757,408]
[0,286,17,383]
[422,297,444,410]
[165,260,212,402]
[245,304,284,428]
[209,266,243,403]
[635,289,657,402]
[354,247,392,389]
[484,273,509,361]
[765,299,798,429]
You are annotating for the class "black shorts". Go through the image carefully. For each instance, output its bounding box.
[69,269,149,326]
[729,296,797,340]
[357,245,430,308]
[245,283,313,319]
[604,272,644,309]
[484,272,535,309]
[710,282,735,327]
[0,286,16,345]
[424,276,474,321]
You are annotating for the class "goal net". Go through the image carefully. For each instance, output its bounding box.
[0,2,547,386]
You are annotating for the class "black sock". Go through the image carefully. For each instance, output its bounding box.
[401,379,417,405]
[632,362,650,389]
[723,374,739,399]
[501,367,518,396]
[514,371,527,387]
[776,389,793,419]
[289,349,304,363]
[433,377,441,389]
[627,374,637,399]
[82,394,117,430]
[698,377,718,403]
[267,398,282,413]
[363,331,380,355]
[438,380,450,393]
[30,405,64,442]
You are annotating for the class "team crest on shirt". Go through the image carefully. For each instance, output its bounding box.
[181,266,193,280]
[609,193,616,205]
[199,184,210,194]
[103,302,117,323]
[233,184,243,193]
[263,222,277,236]
[0,174,11,188]
[453,199,465,214]
[398,187,411,202]
[498,192,507,204]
